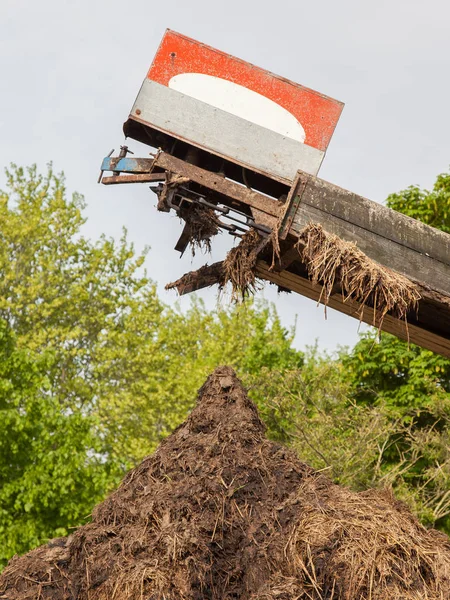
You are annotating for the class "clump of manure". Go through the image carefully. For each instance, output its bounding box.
[220,228,265,301]
[165,229,265,301]
[298,223,421,327]
[179,203,221,255]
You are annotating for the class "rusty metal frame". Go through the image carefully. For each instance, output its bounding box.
[98,149,450,359]
[100,151,283,224]
[278,171,310,240]
[102,173,165,185]
[153,152,282,221]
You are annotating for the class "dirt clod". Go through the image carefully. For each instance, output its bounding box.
[2,367,450,600]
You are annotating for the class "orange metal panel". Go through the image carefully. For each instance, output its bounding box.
[147,30,344,153]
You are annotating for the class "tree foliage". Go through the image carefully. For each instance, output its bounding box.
[98,297,303,466]
[0,319,114,567]
[1,163,450,568]
[0,164,157,565]
[248,170,450,535]
[344,171,450,530]
[386,171,450,233]
[0,165,303,566]
[276,170,450,533]
[343,332,450,530]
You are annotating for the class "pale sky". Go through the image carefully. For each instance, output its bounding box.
[1,0,449,353]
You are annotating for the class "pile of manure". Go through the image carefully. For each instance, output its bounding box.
[2,367,450,600]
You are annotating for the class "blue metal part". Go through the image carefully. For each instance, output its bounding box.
[100,156,154,173]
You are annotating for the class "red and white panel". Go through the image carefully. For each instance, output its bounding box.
[127,30,344,182]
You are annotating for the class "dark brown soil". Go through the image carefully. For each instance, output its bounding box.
[2,367,450,600]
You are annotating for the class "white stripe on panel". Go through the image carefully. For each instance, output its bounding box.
[130,79,324,182]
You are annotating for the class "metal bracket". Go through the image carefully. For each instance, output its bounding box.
[101,172,166,185]
[100,155,155,174]
[98,152,166,185]
[278,171,310,240]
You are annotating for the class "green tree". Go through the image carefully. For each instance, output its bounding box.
[253,170,450,534]
[387,171,450,233]
[0,164,161,564]
[340,170,450,531]
[0,319,114,568]
[95,296,304,465]
[0,164,303,564]
[251,350,395,489]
